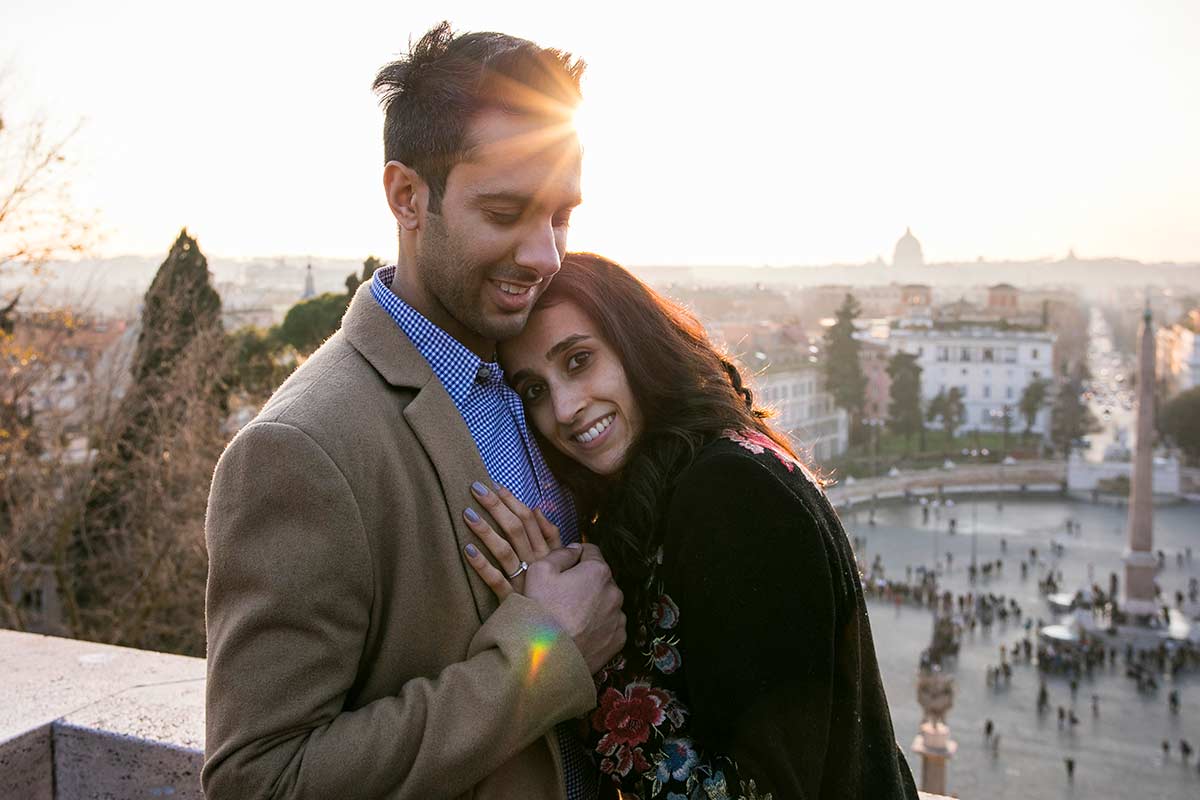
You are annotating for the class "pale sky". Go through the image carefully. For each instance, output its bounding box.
[3,0,1198,267]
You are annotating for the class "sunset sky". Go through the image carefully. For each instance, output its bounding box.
[3,0,1198,267]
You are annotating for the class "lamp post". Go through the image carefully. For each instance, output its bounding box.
[988,405,1011,459]
[866,417,884,478]
[971,464,979,570]
[987,403,1013,524]
[966,447,989,571]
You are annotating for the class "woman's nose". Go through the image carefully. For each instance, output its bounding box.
[553,386,585,425]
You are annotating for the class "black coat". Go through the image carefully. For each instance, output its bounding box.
[583,432,919,800]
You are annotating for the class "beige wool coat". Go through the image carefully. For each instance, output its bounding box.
[203,280,597,800]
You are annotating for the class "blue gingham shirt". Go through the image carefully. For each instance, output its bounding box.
[371,266,596,800]
[371,266,577,537]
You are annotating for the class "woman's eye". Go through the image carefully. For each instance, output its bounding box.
[566,351,591,371]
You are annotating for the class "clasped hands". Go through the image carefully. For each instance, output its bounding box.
[462,481,625,674]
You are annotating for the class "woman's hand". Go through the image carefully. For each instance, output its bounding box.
[462,481,563,599]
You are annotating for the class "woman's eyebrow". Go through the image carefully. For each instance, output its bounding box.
[545,333,590,361]
[508,334,592,385]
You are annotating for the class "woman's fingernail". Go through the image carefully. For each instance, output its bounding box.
[471,481,490,496]
[465,508,481,524]
[465,543,479,557]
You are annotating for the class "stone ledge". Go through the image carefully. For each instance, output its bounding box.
[0,629,205,799]
[826,459,1067,508]
[0,630,958,799]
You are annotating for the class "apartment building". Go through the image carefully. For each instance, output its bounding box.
[887,321,1056,435]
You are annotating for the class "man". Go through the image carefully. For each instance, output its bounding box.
[203,23,624,799]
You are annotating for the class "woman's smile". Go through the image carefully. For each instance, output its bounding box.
[571,413,616,445]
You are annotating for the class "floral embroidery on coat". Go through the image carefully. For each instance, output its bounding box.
[584,534,773,799]
[723,429,824,490]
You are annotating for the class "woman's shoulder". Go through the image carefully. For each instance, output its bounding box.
[681,429,826,495]
[661,430,834,541]
[665,429,860,624]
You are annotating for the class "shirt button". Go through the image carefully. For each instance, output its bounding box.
[475,364,492,383]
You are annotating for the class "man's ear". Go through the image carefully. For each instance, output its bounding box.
[383,161,427,232]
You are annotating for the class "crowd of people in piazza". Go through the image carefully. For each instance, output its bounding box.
[844,491,1200,785]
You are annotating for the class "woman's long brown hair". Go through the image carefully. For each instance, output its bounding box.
[522,252,809,598]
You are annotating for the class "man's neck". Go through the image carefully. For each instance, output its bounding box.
[387,261,495,361]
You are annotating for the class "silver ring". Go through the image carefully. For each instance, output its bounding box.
[505,560,529,580]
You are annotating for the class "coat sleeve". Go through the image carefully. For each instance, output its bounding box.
[662,451,838,800]
[202,421,596,800]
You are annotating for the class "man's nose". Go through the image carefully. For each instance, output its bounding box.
[513,222,563,282]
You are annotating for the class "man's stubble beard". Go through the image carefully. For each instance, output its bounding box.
[417,211,532,345]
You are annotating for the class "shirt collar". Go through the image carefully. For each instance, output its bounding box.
[370,265,505,407]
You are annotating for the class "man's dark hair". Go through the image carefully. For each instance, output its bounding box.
[373,22,585,212]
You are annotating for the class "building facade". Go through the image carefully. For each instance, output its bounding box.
[746,352,850,463]
[887,322,1056,435]
[859,339,892,422]
[1156,311,1200,398]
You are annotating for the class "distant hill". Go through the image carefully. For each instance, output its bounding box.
[633,257,1200,295]
[8,255,367,316]
[10,253,1200,316]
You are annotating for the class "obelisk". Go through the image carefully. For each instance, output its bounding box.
[1123,302,1158,619]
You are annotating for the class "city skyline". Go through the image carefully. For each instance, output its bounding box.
[3,0,1199,267]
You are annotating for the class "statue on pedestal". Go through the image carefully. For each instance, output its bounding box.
[912,614,959,796]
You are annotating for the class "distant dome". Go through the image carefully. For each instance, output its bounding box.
[892,227,925,269]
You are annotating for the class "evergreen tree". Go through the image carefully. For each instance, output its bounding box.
[927,387,965,449]
[285,255,382,356]
[1160,386,1200,465]
[71,230,226,632]
[275,292,351,355]
[345,255,382,296]
[1019,378,1049,442]
[129,229,223,395]
[0,291,18,335]
[1049,365,1101,457]
[227,325,291,398]
[942,387,965,445]
[927,390,945,442]
[999,403,1014,456]
[821,293,867,440]
[886,351,923,452]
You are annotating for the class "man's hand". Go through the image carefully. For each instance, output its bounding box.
[524,544,625,674]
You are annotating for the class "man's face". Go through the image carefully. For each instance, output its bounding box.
[413,110,583,355]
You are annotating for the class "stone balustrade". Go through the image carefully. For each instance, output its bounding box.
[1,627,960,799]
[825,459,1067,508]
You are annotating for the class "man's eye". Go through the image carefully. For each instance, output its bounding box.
[566,351,591,371]
[521,383,546,403]
[488,211,521,226]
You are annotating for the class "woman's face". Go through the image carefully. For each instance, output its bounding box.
[500,301,642,476]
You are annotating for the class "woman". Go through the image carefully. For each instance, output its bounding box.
[461,253,919,800]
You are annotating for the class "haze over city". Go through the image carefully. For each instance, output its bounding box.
[3,0,1199,268]
[4,5,1200,800]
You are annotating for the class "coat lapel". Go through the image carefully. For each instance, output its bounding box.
[403,386,499,623]
[342,279,499,623]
